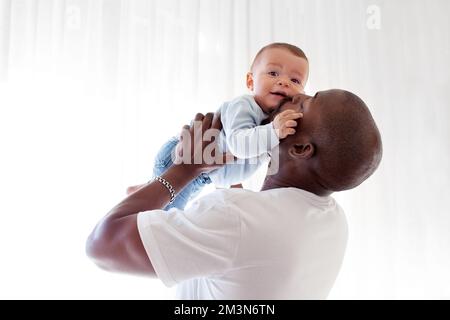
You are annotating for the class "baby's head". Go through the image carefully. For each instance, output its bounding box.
[247,43,309,114]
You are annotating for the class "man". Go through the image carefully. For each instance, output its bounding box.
[86,90,382,299]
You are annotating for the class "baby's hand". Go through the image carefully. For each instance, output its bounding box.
[272,110,303,139]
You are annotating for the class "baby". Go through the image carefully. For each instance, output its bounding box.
[128,43,309,209]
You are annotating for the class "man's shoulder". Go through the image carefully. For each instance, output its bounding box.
[195,188,340,213]
[218,187,340,211]
[200,187,300,207]
[188,188,262,214]
[198,188,256,205]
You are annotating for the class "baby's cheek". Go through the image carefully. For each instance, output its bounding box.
[293,87,305,95]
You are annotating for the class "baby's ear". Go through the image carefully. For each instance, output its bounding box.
[246,72,254,91]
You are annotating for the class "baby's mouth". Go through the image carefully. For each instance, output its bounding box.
[270,91,289,98]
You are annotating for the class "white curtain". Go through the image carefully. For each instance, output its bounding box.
[0,0,449,299]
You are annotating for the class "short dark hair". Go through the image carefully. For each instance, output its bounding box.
[311,90,382,191]
[250,42,308,71]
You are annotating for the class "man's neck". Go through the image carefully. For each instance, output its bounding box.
[261,174,332,197]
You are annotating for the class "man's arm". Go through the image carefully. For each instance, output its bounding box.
[85,165,199,277]
[86,113,229,277]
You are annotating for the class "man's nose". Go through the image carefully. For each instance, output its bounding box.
[292,93,311,104]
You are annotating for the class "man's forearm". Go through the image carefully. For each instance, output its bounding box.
[106,164,199,221]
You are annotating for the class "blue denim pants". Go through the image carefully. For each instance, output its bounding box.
[153,136,212,210]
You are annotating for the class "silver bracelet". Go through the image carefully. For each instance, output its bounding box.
[154,176,176,204]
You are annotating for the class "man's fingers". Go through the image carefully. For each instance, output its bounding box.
[211,112,222,131]
[175,142,183,157]
[179,124,191,150]
[194,113,204,122]
[179,124,190,140]
[202,112,214,132]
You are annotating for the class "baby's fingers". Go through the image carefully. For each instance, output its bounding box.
[285,128,296,136]
[285,120,298,128]
[287,112,303,120]
[277,110,303,121]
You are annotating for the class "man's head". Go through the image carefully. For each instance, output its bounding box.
[268,89,382,195]
[247,43,309,114]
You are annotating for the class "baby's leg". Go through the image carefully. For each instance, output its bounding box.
[148,136,211,210]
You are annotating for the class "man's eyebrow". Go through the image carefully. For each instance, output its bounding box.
[314,92,319,99]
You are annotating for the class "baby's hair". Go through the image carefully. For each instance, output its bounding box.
[250,43,308,71]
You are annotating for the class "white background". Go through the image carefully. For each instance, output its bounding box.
[0,0,449,299]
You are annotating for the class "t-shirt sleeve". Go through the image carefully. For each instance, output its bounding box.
[136,192,241,287]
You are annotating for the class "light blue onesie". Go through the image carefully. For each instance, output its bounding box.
[153,95,279,210]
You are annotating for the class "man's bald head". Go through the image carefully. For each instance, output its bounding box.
[276,90,382,193]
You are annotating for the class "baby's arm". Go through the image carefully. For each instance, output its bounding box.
[222,101,301,159]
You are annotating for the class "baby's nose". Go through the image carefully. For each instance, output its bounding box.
[277,78,290,87]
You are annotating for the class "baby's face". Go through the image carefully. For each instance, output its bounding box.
[247,48,309,113]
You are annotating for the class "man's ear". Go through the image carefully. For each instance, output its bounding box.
[288,143,315,159]
[246,72,254,91]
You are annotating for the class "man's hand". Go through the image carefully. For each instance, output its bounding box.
[272,109,303,139]
[174,112,235,175]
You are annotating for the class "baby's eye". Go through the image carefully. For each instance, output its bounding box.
[291,78,301,85]
[268,71,278,77]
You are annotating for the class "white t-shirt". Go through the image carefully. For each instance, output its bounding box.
[137,187,348,300]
